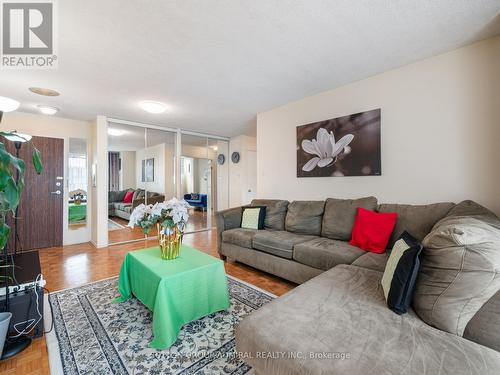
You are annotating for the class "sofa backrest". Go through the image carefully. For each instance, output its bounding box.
[464,288,500,352]
[285,201,325,236]
[322,197,378,240]
[413,200,500,337]
[251,199,289,230]
[378,202,455,248]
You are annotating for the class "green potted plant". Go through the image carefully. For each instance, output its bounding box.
[0,131,42,355]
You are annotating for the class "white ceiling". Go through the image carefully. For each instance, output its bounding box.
[2,1,499,137]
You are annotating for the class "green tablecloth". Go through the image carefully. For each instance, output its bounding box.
[68,203,86,222]
[115,245,230,349]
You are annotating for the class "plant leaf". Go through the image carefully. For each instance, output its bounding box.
[0,223,10,250]
[32,146,43,174]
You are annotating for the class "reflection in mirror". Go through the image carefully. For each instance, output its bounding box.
[107,123,147,244]
[142,128,177,238]
[68,138,88,230]
[181,134,224,232]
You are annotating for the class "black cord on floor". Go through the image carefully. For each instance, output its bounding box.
[42,286,54,334]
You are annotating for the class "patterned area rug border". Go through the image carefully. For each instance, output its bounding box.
[45,275,274,375]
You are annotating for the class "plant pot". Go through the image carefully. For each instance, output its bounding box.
[0,312,12,356]
[157,224,183,260]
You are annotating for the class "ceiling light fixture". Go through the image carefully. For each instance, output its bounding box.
[0,96,20,122]
[0,96,21,113]
[108,128,126,136]
[29,87,60,96]
[139,101,168,114]
[37,105,59,115]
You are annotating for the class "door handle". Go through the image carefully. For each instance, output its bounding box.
[51,190,61,195]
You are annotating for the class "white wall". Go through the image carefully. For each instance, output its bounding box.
[229,135,257,207]
[119,151,136,190]
[257,36,500,215]
[0,111,93,245]
[135,143,166,194]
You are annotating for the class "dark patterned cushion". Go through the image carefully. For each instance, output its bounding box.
[381,231,423,314]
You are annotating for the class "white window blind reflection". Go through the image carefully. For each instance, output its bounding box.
[68,153,88,193]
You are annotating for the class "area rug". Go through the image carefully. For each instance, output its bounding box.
[108,218,126,231]
[45,276,274,374]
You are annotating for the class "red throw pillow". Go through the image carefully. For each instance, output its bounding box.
[349,208,398,253]
[123,191,134,203]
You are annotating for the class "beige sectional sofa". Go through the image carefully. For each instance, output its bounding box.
[215,198,500,374]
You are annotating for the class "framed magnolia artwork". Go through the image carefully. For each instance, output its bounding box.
[296,109,381,177]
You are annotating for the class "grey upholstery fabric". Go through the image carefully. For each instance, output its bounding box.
[293,237,365,271]
[251,199,289,230]
[132,189,145,201]
[252,231,316,260]
[322,196,378,240]
[237,265,500,375]
[222,228,259,248]
[215,207,243,252]
[378,202,455,248]
[221,243,322,284]
[413,214,500,336]
[351,251,390,272]
[464,289,500,352]
[447,200,498,219]
[285,200,325,235]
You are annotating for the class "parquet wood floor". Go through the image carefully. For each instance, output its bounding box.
[0,229,296,374]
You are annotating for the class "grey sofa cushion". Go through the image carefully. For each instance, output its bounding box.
[413,212,500,336]
[378,202,455,248]
[222,228,259,248]
[133,189,145,201]
[464,289,500,352]
[114,202,132,212]
[251,199,289,230]
[351,251,390,273]
[447,200,498,219]
[285,200,325,236]
[322,196,378,240]
[236,265,500,375]
[252,231,316,260]
[293,237,365,271]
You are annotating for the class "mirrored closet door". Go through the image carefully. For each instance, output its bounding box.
[107,123,147,244]
[180,134,229,232]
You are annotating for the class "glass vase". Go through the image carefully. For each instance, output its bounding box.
[157,223,183,260]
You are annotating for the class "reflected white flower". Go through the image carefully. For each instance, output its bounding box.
[128,197,191,230]
[301,128,354,172]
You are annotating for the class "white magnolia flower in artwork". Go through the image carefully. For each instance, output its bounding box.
[301,128,354,172]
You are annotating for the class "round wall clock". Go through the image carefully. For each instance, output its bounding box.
[217,154,225,165]
[231,152,240,163]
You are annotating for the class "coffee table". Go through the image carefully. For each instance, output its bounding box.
[115,245,230,349]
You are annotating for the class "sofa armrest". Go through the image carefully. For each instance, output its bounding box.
[215,207,243,255]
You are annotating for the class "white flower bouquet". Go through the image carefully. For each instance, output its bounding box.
[128,197,190,234]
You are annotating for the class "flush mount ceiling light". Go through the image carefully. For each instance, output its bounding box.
[37,105,59,115]
[0,96,21,112]
[108,128,127,136]
[139,101,168,114]
[29,87,60,96]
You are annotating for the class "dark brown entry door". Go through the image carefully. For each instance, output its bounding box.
[6,136,64,251]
